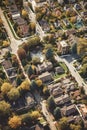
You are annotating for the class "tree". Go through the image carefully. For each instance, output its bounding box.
[70,17,77,23]
[1,82,13,95]
[31,80,38,90]
[18,80,30,92]
[27,65,34,77]
[12,55,19,67]
[7,88,20,101]
[29,22,36,32]
[22,42,29,53]
[8,116,22,129]
[16,75,22,86]
[36,79,42,87]
[0,101,11,117]
[17,48,27,60]
[53,107,61,120]
[46,48,54,60]
[0,69,6,79]
[22,9,28,18]
[47,96,56,112]
[32,57,40,65]
[71,43,77,54]
[26,51,32,61]
[58,117,70,130]
[3,40,10,47]
[30,111,41,120]
[70,124,82,130]
[0,17,3,26]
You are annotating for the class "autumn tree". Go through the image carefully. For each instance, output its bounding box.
[1,82,13,95]
[0,17,3,26]
[18,80,30,92]
[7,88,20,101]
[30,111,41,120]
[22,42,29,53]
[58,117,70,130]
[22,9,28,18]
[17,48,27,60]
[8,116,22,129]
[29,22,36,32]
[36,79,42,87]
[12,55,19,67]
[0,101,11,117]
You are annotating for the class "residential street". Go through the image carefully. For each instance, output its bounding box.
[41,101,57,130]
[55,55,87,94]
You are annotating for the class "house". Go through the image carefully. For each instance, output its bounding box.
[54,94,71,105]
[25,92,35,106]
[61,104,78,116]
[65,82,75,93]
[39,71,53,83]
[68,34,77,46]
[78,104,87,120]
[12,92,35,112]
[66,29,76,36]
[55,66,64,74]
[62,78,71,85]
[2,60,12,69]
[37,61,53,73]
[52,87,63,97]
[48,82,62,92]
[57,41,70,55]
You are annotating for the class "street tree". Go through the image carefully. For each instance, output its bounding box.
[8,116,22,129]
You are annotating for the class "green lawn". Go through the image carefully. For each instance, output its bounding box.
[59,62,68,73]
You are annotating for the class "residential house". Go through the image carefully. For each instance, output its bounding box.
[12,92,35,112]
[37,61,53,74]
[54,94,71,106]
[39,71,53,83]
[48,82,62,92]
[55,66,64,74]
[66,29,76,36]
[68,34,78,46]
[52,87,63,97]
[61,104,78,116]
[2,60,18,86]
[57,41,70,55]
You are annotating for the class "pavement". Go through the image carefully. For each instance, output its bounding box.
[41,100,57,130]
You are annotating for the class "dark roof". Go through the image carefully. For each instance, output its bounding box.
[2,60,12,69]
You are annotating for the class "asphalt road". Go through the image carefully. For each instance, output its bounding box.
[55,55,87,94]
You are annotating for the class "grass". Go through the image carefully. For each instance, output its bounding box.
[59,62,68,73]
[54,73,66,79]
